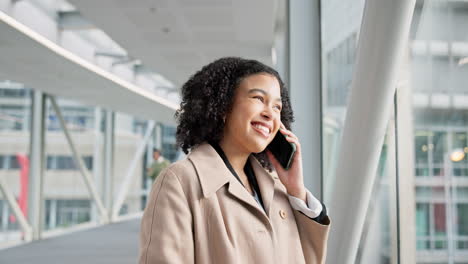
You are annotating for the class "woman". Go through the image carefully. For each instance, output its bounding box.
[139,57,331,264]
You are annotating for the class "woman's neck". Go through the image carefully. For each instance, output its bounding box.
[218,139,250,177]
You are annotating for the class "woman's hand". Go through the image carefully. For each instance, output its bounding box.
[266,122,307,202]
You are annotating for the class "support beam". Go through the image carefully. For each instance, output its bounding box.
[28,90,46,240]
[112,121,155,219]
[91,107,103,223]
[0,8,178,124]
[94,51,127,60]
[395,50,416,264]
[58,11,95,31]
[49,96,109,223]
[103,110,115,220]
[327,0,416,263]
[155,123,162,149]
[288,0,323,198]
[386,116,399,264]
[0,176,32,241]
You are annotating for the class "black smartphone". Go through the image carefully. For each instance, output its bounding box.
[267,130,296,170]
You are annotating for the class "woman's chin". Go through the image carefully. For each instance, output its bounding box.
[249,141,269,154]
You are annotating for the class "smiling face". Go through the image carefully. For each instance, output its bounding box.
[220,73,282,154]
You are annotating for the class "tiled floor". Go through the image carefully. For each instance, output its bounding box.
[0,218,141,264]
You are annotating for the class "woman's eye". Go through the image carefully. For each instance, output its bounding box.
[253,96,264,102]
[274,105,282,111]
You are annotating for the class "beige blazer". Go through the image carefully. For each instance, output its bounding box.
[139,143,331,264]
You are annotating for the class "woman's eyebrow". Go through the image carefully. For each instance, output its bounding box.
[248,88,282,102]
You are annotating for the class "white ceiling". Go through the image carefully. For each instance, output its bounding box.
[0,0,277,125]
[68,0,276,87]
[0,15,178,125]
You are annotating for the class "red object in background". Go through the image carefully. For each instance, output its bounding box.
[433,203,447,233]
[9,154,29,223]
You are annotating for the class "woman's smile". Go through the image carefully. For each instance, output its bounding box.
[251,121,271,138]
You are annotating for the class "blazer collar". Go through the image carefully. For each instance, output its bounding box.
[188,142,278,217]
[188,143,232,198]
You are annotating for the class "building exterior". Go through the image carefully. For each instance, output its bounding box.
[0,85,178,244]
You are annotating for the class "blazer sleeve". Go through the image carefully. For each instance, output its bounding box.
[292,209,331,264]
[139,168,194,264]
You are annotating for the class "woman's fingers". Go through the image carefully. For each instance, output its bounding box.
[279,128,298,141]
[266,150,284,172]
[280,129,301,154]
[278,120,301,154]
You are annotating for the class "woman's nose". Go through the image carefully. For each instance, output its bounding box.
[261,107,273,120]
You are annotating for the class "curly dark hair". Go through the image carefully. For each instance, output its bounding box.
[175,57,294,172]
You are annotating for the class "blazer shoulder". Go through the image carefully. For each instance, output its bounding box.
[161,158,201,198]
[164,158,197,179]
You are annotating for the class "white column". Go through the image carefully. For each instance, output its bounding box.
[288,0,323,198]
[48,199,57,230]
[91,107,102,223]
[327,0,416,263]
[28,90,46,240]
[155,123,162,149]
[103,110,115,220]
[1,202,8,231]
[395,49,416,264]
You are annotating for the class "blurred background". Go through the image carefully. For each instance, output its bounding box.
[0,0,467,263]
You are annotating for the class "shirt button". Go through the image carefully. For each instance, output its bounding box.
[279,209,287,219]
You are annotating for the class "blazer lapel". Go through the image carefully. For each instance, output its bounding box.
[249,156,277,218]
[188,143,271,219]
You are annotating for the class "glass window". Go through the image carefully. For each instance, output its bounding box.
[53,199,91,228]
[415,130,430,166]
[416,202,448,250]
[457,204,468,250]
[452,132,468,178]
[416,186,445,200]
[433,203,447,249]
[83,156,93,170]
[46,156,55,170]
[432,131,447,165]
[6,155,20,170]
[162,125,178,162]
[56,155,75,170]
[417,203,430,250]
[456,187,468,199]
[46,155,92,170]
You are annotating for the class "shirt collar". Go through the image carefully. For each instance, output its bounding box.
[187,142,277,199]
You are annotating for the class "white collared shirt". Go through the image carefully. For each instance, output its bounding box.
[288,189,323,218]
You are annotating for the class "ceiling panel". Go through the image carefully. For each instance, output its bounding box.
[68,0,275,87]
[0,16,178,125]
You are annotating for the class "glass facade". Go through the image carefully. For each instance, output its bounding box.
[0,85,174,245]
[43,97,99,231]
[0,83,32,245]
[412,0,468,263]
[322,0,468,263]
